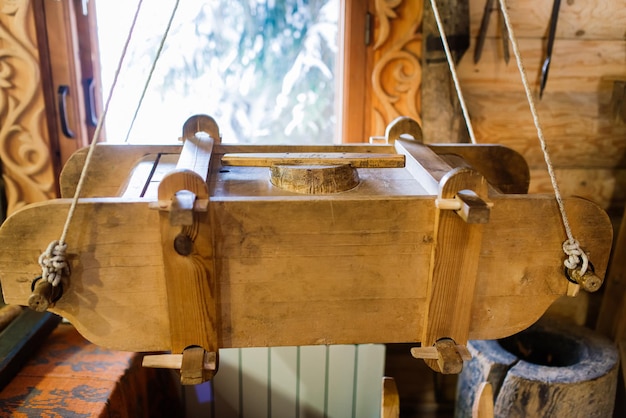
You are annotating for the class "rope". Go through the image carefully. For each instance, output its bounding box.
[428,0,478,144]
[498,0,588,275]
[38,241,68,287]
[124,0,181,143]
[40,0,147,285]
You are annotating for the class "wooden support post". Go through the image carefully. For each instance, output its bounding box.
[381,377,400,418]
[415,167,489,373]
[472,382,494,418]
[154,115,220,384]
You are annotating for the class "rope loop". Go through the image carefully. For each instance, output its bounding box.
[562,239,589,276]
[38,240,68,287]
[498,0,592,282]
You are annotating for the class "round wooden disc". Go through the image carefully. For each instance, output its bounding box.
[270,164,360,194]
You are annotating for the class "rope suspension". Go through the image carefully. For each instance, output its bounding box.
[124,0,181,143]
[497,0,588,275]
[428,0,589,276]
[40,0,180,286]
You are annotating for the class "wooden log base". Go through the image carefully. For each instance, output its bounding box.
[270,164,360,194]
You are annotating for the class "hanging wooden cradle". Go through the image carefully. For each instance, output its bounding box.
[0,115,612,384]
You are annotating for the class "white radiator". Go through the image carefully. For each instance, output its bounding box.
[186,344,386,418]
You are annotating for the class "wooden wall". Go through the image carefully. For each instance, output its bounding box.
[367,0,626,214]
[460,0,626,213]
[366,3,626,412]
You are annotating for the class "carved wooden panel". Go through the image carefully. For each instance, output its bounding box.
[0,0,55,215]
[370,0,423,137]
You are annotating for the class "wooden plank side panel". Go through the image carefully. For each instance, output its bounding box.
[0,193,612,352]
[0,199,170,352]
[212,198,433,348]
[471,196,613,339]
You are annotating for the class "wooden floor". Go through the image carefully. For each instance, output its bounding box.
[384,343,456,418]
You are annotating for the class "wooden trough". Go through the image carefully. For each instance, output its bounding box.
[0,115,613,384]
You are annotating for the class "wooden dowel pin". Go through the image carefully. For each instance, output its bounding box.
[28,277,62,312]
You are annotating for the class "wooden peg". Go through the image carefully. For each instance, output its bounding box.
[168,191,197,226]
[566,281,581,297]
[142,347,219,385]
[436,191,492,224]
[411,339,471,374]
[410,342,472,361]
[454,190,491,223]
[181,347,217,385]
[434,338,464,374]
[567,267,603,293]
[28,278,62,312]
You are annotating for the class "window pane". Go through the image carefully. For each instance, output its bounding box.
[95,0,339,145]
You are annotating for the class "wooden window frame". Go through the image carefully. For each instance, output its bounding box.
[339,0,374,143]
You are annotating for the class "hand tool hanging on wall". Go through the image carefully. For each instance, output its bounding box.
[473,0,509,64]
[539,0,561,98]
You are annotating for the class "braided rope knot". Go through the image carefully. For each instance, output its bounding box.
[563,239,588,276]
[38,240,68,287]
